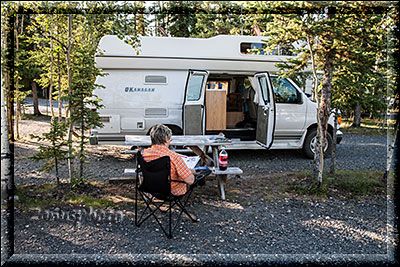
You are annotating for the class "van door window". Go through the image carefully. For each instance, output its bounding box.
[258,76,270,103]
[184,70,208,135]
[187,75,205,101]
[270,77,300,103]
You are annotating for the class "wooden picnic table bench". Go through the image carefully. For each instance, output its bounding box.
[110,165,242,201]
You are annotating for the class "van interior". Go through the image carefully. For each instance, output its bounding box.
[205,74,258,141]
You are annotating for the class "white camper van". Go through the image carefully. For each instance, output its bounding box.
[91,35,342,158]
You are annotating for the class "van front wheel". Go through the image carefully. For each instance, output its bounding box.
[303,129,333,159]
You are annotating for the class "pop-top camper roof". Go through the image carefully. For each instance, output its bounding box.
[95,35,297,72]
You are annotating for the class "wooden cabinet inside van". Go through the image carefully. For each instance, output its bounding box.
[206,89,227,130]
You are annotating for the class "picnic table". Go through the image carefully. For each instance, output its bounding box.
[123,135,243,200]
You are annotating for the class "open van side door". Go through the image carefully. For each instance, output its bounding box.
[183,70,209,135]
[254,72,276,148]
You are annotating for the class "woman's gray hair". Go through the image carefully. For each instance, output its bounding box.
[149,124,172,145]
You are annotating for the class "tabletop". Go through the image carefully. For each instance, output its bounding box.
[125,135,232,147]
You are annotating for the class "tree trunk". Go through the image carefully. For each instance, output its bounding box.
[15,19,20,139]
[5,70,13,144]
[67,15,74,182]
[307,35,321,181]
[330,114,337,174]
[352,104,361,127]
[316,117,324,187]
[316,6,336,186]
[317,50,334,186]
[49,30,54,118]
[313,128,321,180]
[2,19,16,263]
[55,156,59,185]
[15,81,20,140]
[58,52,62,121]
[1,66,15,263]
[79,100,85,180]
[32,81,41,116]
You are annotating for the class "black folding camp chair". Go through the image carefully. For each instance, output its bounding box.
[134,151,211,239]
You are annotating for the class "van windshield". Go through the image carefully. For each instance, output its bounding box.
[270,76,300,104]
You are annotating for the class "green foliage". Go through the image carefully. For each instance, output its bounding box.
[151,1,255,38]
[2,2,148,188]
[329,3,392,118]
[193,1,241,38]
[2,2,144,186]
[71,174,88,189]
[15,90,31,106]
[254,1,394,183]
[30,118,70,183]
[66,14,106,183]
[258,1,394,118]
[152,1,200,37]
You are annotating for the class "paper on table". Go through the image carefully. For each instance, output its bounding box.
[179,154,201,169]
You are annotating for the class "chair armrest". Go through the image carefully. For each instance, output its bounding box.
[170,179,188,184]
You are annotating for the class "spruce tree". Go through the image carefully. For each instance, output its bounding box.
[258,1,393,183]
[30,118,69,184]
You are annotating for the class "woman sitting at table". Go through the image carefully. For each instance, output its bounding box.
[142,124,195,196]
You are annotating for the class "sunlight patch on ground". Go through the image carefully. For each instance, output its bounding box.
[202,199,244,210]
[106,195,135,203]
[302,218,392,244]
[357,143,386,147]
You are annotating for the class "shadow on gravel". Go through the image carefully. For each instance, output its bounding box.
[14,195,389,255]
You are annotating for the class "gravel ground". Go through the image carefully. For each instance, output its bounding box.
[7,117,397,265]
[229,134,387,173]
[12,198,394,261]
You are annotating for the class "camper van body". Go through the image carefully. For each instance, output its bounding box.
[91,35,341,156]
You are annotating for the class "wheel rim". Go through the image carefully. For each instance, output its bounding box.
[310,136,328,153]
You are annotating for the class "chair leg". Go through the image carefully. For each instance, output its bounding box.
[137,193,161,225]
[135,190,198,239]
[170,190,198,234]
[135,174,138,226]
[176,191,198,222]
[176,199,198,222]
[169,198,172,239]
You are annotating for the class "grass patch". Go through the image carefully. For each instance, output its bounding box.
[15,181,135,212]
[328,170,385,196]
[15,193,55,209]
[67,194,115,209]
[15,183,59,209]
[340,118,395,136]
[285,170,386,199]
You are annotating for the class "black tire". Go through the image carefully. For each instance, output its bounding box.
[303,128,333,159]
